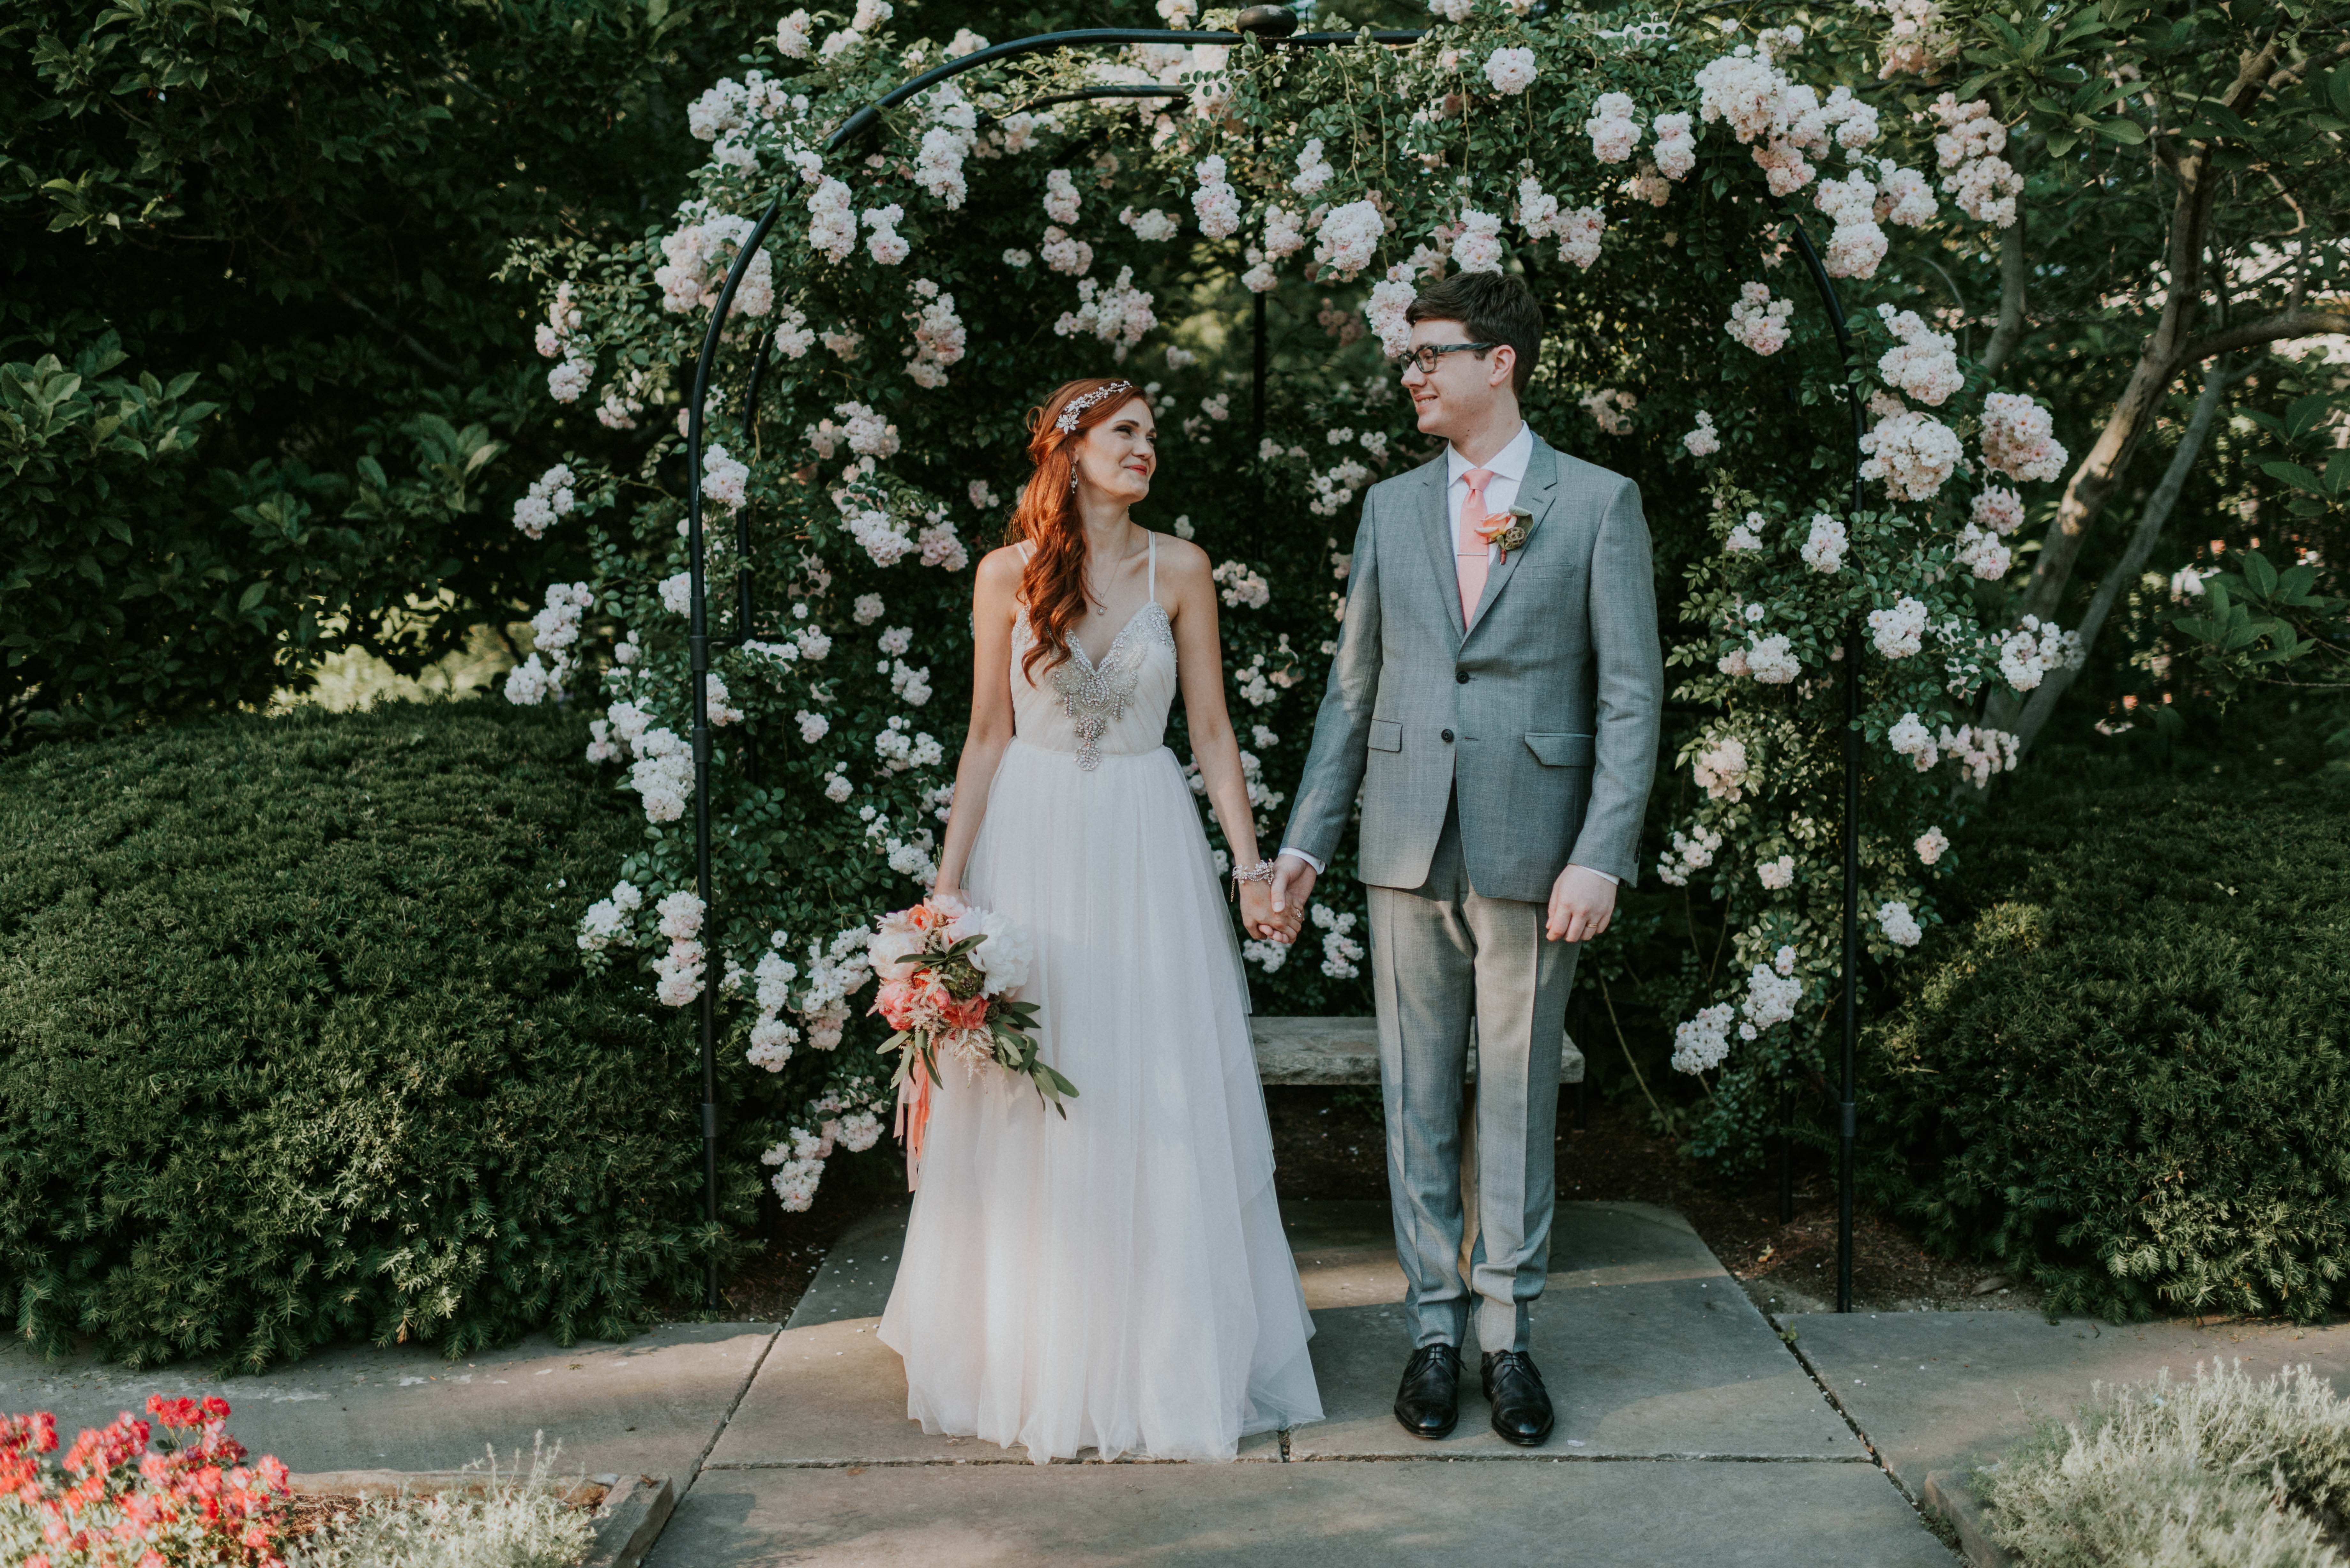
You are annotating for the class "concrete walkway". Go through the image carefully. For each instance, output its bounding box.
[0,1324,771,1485]
[651,1199,1955,1567]
[23,1211,2339,1564]
[1789,1306,2350,1503]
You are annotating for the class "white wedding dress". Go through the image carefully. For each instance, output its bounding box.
[878,535,1323,1463]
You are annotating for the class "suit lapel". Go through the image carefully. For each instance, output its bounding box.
[1413,452,1464,643]
[1465,435,1559,637]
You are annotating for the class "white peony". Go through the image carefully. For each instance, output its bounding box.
[967,908,1032,995]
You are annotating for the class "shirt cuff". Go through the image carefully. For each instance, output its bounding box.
[1276,847,1325,876]
[1568,863,1619,885]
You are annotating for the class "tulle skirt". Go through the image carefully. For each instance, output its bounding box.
[877,737,1323,1463]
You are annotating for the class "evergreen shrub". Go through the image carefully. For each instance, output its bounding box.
[1874,757,2350,1322]
[0,703,739,1371]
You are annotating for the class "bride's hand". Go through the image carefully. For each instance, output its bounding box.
[1238,880,1293,943]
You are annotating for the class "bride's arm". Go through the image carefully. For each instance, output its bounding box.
[931,546,1023,901]
[1160,539,1292,942]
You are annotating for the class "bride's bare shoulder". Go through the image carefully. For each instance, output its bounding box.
[1150,533,1213,587]
[974,543,1027,592]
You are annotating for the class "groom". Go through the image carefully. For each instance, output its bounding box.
[1271,271,1663,1446]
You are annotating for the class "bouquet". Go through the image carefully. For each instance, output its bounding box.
[867,896,1075,1187]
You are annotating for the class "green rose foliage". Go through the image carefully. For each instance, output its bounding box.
[503,3,2083,1196]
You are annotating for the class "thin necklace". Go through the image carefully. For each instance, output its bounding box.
[1088,529,1148,614]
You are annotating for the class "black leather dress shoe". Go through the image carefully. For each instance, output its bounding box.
[1393,1343,1462,1439]
[1481,1350,1555,1447]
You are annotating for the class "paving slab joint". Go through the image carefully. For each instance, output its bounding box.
[1764,1310,1976,1563]
[1762,1313,1902,1493]
[1922,1471,2018,1568]
[674,1324,783,1502]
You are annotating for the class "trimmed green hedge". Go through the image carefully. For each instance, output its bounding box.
[0,703,743,1371]
[1873,756,2350,1323]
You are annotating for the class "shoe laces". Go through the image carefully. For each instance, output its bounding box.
[1407,1343,1460,1379]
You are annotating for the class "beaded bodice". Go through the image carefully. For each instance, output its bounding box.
[1010,539,1177,770]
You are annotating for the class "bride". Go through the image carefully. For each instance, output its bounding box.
[876,377,1325,1463]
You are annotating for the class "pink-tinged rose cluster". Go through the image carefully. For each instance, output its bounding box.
[1868,595,1931,659]
[1868,0,1956,78]
[1191,155,1241,239]
[1931,95,2022,228]
[1483,46,1538,95]
[1651,112,1697,180]
[1979,392,2068,483]
[1875,305,1964,404]
[1514,179,1605,269]
[1584,92,1642,162]
[1813,171,1888,278]
[1800,513,1848,573]
[1053,267,1159,358]
[1971,486,2027,536]
[1694,735,1751,802]
[1725,282,1794,355]
[1312,199,1388,281]
[1859,408,1961,501]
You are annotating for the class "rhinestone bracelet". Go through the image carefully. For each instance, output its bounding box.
[1230,858,1278,886]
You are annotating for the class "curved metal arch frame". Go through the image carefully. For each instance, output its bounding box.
[676,14,1869,1314]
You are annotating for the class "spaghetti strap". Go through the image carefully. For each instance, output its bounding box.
[1146,533,1157,605]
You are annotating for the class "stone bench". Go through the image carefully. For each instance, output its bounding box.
[1248,1015,1586,1086]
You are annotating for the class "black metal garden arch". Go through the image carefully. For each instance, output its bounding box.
[677,5,1871,1314]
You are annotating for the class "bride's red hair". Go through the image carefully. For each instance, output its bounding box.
[1010,377,1145,682]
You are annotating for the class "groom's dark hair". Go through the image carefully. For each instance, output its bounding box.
[1405,271,1542,395]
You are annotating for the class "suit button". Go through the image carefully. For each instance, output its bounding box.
[1455,669,1469,684]
[1440,729,1455,743]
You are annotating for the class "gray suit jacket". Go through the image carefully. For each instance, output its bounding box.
[1281,431,1664,903]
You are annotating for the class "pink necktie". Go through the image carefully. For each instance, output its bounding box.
[1457,467,1495,624]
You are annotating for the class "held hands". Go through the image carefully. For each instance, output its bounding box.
[1260,854,1317,945]
[1239,879,1295,943]
[1546,864,1617,943]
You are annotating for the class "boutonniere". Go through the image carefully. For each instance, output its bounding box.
[1476,505,1536,562]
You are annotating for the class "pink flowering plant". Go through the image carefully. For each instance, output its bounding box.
[1,1396,292,1568]
[489,0,2140,1183]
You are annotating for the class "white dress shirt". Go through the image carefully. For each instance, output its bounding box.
[1277,421,1617,888]
[1447,419,1535,565]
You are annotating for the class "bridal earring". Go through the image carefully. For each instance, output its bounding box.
[1068,467,1079,494]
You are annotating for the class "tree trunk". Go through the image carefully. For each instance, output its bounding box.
[2008,359,2233,755]
[2008,39,2282,629]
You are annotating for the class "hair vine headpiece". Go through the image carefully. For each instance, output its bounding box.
[1053,381,1135,435]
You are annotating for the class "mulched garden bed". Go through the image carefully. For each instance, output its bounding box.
[1265,1086,2039,1315]
[283,1477,609,1538]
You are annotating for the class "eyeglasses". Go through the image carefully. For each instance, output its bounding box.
[1401,341,1498,376]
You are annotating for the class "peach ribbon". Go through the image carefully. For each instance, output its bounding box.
[895,1067,933,1191]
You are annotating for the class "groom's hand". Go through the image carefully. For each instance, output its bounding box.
[1546,864,1617,944]
[1268,853,1317,944]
